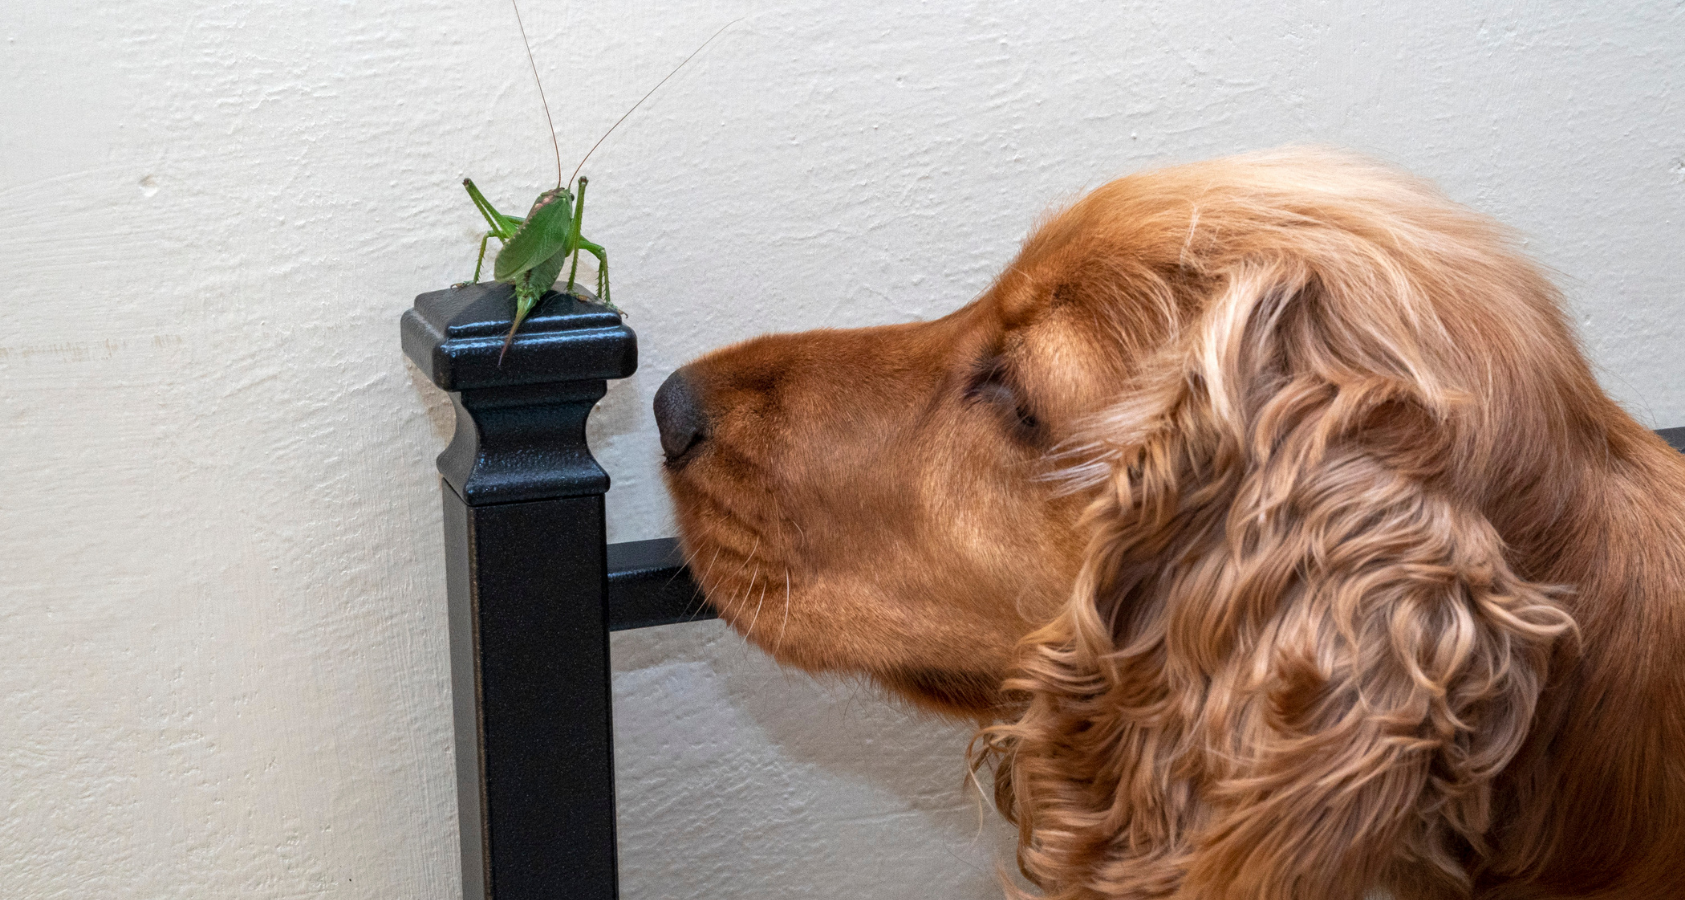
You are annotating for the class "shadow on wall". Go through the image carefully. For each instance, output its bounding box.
[612,622,1021,900]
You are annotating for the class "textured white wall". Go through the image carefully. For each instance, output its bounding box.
[2,0,1680,897]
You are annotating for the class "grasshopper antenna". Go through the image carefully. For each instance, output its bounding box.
[568,18,741,187]
[510,0,563,188]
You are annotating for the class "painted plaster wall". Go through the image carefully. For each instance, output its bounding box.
[2,0,1680,897]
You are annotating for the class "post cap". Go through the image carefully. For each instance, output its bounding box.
[402,282,637,392]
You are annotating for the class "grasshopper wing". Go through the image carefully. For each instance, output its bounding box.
[523,239,568,300]
[493,188,575,281]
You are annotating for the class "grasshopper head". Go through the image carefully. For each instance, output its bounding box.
[526,186,574,217]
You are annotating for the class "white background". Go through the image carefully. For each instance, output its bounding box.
[3,0,1681,896]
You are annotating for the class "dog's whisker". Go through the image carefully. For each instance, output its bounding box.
[665,540,703,591]
[739,565,760,620]
[773,568,792,656]
[681,543,723,621]
[729,539,761,640]
[734,534,760,577]
[743,573,769,642]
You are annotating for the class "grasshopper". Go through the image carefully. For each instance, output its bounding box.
[462,1,733,363]
[462,173,607,353]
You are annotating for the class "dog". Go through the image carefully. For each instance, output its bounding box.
[654,149,1685,899]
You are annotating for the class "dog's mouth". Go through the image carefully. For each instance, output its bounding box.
[669,493,1017,717]
[662,449,813,655]
[687,536,1007,714]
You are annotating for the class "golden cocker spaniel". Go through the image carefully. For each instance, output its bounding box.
[654,149,1685,899]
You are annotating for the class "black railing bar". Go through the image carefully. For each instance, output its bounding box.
[607,537,714,631]
[1661,426,1685,454]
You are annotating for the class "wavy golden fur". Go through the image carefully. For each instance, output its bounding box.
[658,149,1685,899]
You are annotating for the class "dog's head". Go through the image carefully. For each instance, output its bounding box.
[654,168,1163,713]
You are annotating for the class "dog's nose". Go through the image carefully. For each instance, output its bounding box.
[654,366,709,461]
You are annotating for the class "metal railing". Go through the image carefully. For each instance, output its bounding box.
[403,283,1685,900]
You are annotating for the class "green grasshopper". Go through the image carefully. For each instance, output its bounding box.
[461,1,733,363]
[462,173,608,353]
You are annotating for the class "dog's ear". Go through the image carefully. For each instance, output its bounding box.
[988,250,1578,899]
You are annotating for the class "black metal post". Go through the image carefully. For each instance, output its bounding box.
[403,284,636,900]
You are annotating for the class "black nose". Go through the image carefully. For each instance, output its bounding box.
[654,366,708,462]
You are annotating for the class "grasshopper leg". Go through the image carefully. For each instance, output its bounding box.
[577,239,614,312]
[472,231,496,283]
[463,179,523,235]
[565,245,582,297]
[563,176,589,298]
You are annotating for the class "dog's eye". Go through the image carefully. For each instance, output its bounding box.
[967,363,1042,441]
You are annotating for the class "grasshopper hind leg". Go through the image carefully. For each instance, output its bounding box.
[473,232,496,282]
[454,231,498,288]
[577,239,617,314]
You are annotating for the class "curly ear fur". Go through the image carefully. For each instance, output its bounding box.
[977,154,1579,900]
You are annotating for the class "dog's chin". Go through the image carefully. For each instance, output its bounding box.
[700,577,1007,720]
[879,666,1005,720]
